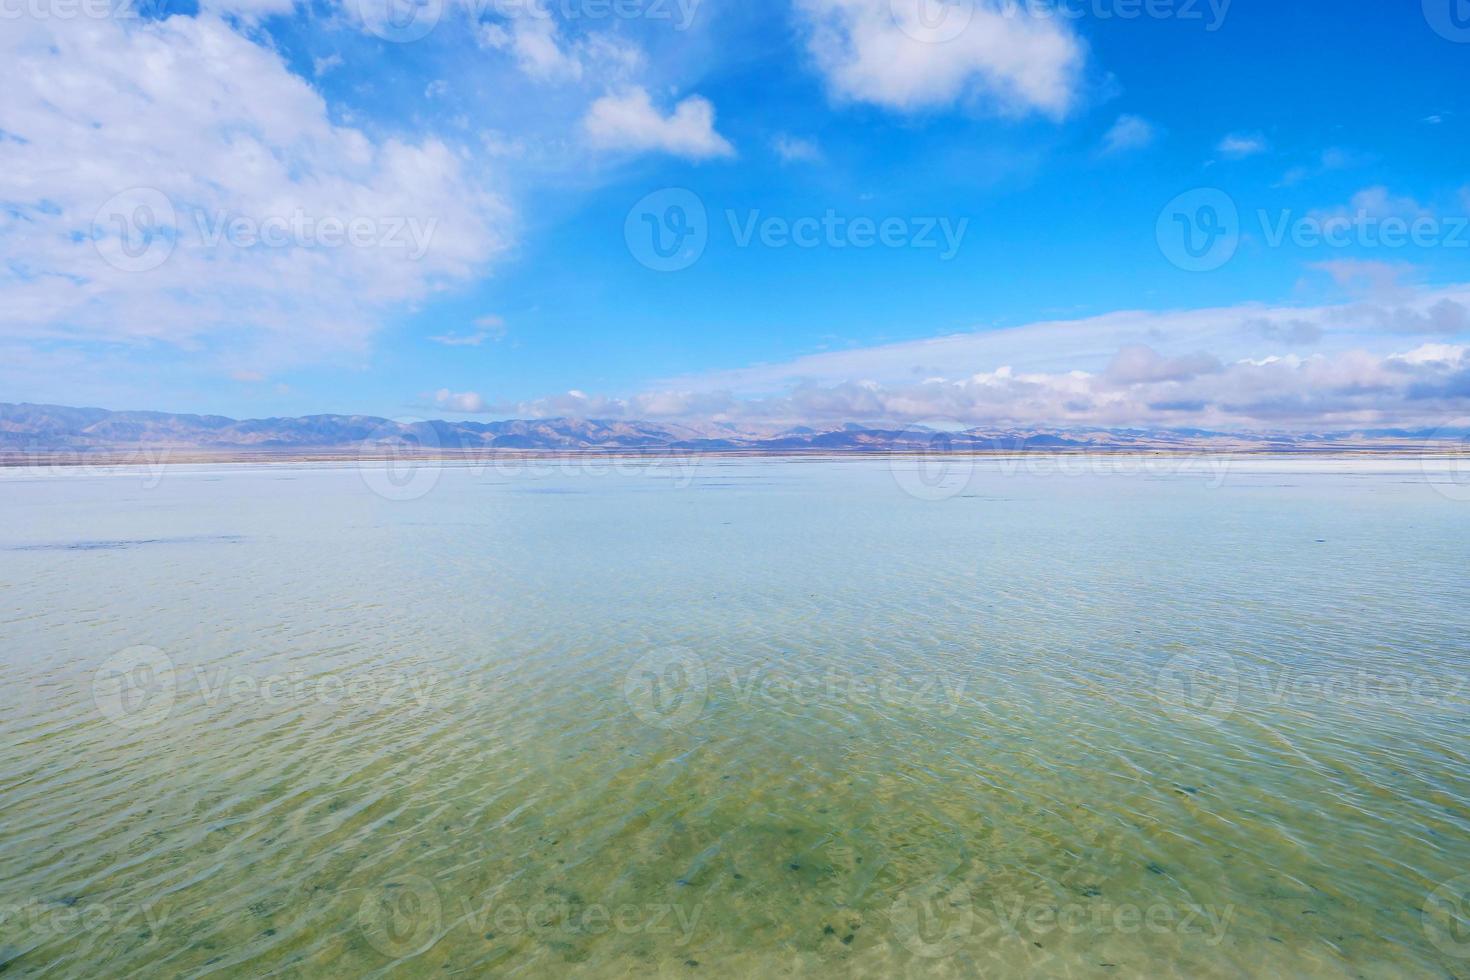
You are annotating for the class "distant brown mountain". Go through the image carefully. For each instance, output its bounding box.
[0,402,1461,455]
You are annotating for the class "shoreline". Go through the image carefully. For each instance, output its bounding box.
[2,446,1468,468]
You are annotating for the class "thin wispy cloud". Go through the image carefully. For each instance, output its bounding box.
[1277,147,1363,187]
[772,134,822,164]
[430,316,508,347]
[1100,115,1158,156]
[1217,132,1268,159]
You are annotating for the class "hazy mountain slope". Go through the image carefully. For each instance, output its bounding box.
[0,403,1461,453]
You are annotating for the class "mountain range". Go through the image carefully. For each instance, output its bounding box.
[1,402,1463,456]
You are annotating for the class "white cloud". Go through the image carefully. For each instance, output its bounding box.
[773,134,823,164]
[481,17,582,82]
[797,0,1084,116]
[487,284,1470,429]
[0,17,509,371]
[1100,114,1157,155]
[478,13,643,84]
[1217,131,1268,159]
[496,341,1470,430]
[583,88,734,160]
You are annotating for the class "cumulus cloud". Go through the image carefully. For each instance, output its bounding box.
[1100,115,1157,155]
[797,0,1085,116]
[0,16,508,368]
[583,88,735,160]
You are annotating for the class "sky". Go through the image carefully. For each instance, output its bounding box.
[2,0,1469,431]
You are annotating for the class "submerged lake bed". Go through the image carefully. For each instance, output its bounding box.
[2,455,1468,977]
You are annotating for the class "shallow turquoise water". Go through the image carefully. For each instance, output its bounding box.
[1,456,1468,977]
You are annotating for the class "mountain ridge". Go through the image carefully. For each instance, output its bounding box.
[1,402,1464,454]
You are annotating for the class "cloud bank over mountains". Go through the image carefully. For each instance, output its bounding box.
[455,286,1470,430]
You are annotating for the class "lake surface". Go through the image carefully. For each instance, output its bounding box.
[2,455,1468,977]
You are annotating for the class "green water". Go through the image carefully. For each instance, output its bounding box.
[1,456,1468,977]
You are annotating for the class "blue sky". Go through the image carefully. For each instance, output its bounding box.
[3,0,1469,430]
